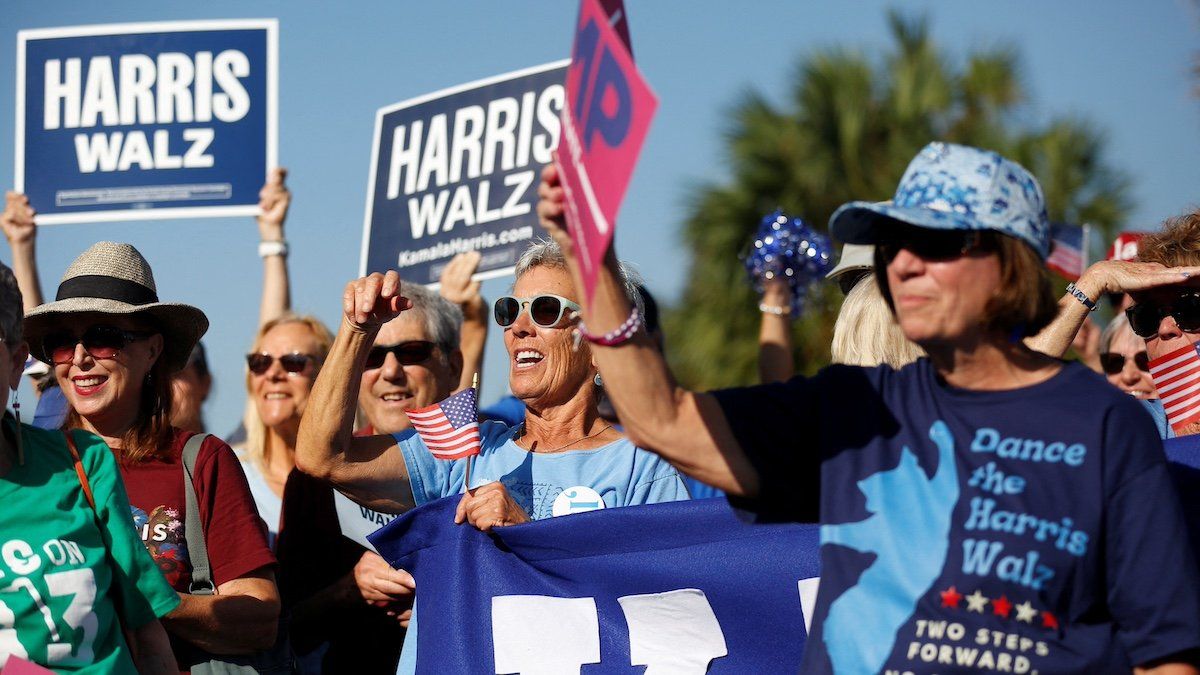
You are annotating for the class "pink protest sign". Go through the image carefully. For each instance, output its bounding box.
[555,0,657,300]
[1,657,55,674]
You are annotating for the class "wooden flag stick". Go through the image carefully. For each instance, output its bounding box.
[465,372,480,492]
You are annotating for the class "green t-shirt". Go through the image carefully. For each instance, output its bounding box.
[0,423,180,673]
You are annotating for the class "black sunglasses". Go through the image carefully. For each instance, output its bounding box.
[1099,351,1150,375]
[877,229,986,264]
[494,295,581,328]
[1125,293,1200,338]
[44,325,155,365]
[365,341,436,370]
[246,352,318,376]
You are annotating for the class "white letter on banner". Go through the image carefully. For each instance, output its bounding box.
[482,97,519,174]
[515,90,536,168]
[387,121,423,200]
[118,55,157,125]
[74,132,123,173]
[193,51,213,122]
[182,128,215,168]
[156,53,195,124]
[79,57,119,128]
[797,577,820,635]
[532,85,563,164]
[417,113,448,192]
[44,58,82,130]
[618,589,728,673]
[212,50,250,123]
[492,595,599,674]
[450,105,484,182]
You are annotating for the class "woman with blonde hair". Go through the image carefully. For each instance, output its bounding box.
[830,275,925,368]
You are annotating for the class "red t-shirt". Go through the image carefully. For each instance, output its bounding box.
[119,428,276,591]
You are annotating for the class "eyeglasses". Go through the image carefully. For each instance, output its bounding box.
[494,295,581,328]
[246,352,318,376]
[365,341,436,369]
[1125,293,1200,339]
[877,229,986,264]
[1099,351,1149,375]
[43,325,155,365]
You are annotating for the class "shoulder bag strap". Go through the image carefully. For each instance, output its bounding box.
[181,433,217,595]
[63,431,97,513]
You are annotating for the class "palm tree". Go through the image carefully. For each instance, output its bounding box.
[663,11,1131,390]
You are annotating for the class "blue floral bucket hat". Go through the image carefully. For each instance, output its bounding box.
[829,142,1050,259]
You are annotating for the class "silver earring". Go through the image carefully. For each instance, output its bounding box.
[594,373,603,387]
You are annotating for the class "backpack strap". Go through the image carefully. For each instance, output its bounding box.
[64,431,97,512]
[181,433,217,595]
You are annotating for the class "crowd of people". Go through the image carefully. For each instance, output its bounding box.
[1,140,1199,674]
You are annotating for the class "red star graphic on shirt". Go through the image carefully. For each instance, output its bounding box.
[939,586,963,608]
[1042,610,1059,630]
[992,595,1012,618]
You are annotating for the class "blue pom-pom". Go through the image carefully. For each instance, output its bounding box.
[743,210,832,315]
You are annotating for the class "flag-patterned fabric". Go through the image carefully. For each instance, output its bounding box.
[1046,222,1084,280]
[405,388,482,460]
[1149,343,1200,433]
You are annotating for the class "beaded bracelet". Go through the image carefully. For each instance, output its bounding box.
[1064,282,1097,312]
[577,307,641,347]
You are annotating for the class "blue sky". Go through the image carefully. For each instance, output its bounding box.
[1,1,1197,434]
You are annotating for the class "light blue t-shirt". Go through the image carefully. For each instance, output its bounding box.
[395,421,690,674]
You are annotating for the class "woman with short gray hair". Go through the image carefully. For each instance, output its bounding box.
[296,239,690,675]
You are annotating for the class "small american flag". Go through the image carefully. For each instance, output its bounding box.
[1046,222,1085,281]
[1149,343,1200,433]
[405,388,482,460]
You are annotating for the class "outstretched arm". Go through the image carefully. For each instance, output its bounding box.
[2,191,44,311]
[1025,260,1200,358]
[257,167,292,327]
[439,251,488,392]
[295,271,420,513]
[535,165,759,496]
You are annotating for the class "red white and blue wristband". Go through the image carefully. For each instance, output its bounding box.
[577,307,641,347]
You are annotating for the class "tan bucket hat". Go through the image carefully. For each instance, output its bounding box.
[24,242,209,372]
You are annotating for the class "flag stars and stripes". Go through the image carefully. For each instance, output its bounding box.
[1149,343,1200,432]
[405,388,482,461]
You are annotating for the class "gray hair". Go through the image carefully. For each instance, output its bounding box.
[513,239,645,318]
[0,263,23,345]
[402,282,463,357]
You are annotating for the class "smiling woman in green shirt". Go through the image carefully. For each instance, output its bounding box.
[0,260,179,674]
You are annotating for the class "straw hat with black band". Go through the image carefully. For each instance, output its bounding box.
[24,242,209,373]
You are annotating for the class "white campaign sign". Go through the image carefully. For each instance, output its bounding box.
[332,491,396,552]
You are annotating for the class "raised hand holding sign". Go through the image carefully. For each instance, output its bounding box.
[554,0,657,300]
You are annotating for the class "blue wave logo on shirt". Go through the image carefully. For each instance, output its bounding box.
[819,420,960,674]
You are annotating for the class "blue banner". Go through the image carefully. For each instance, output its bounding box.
[369,496,820,673]
[16,20,277,224]
[360,62,567,285]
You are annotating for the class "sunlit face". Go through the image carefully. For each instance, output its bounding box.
[249,322,322,432]
[1128,287,1200,363]
[1102,324,1155,399]
[52,312,162,434]
[503,266,595,408]
[885,247,1002,348]
[359,312,460,434]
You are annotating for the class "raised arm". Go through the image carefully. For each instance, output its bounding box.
[2,191,44,311]
[758,278,795,383]
[294,271,419,513]
[439,251,488,391]
[1024,260,1200,358]
[257,167,292,327]
[535,165,759,496]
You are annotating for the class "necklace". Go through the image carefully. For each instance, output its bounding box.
[517,422,614,453]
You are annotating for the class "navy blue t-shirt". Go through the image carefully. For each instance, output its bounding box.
[714,359,1200,674]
